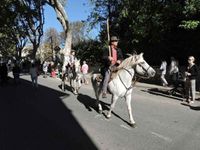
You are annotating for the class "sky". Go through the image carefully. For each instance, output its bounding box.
[43,0,99,38]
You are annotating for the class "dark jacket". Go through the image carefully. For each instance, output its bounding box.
[102,46,123,68]
[186,64,198,80]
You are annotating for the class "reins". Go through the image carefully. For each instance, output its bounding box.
[118,68,134,97]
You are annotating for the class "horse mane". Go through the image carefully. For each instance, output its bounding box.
[117,54,137,70]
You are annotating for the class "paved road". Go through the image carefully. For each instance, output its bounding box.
[1,75,200,150]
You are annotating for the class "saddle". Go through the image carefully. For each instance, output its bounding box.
[95,68,119,83]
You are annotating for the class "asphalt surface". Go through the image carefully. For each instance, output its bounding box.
[1,74,200,150]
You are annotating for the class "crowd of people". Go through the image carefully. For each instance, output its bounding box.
[0,36,199,105]
[159,56,199,105]
[0,55,89,88]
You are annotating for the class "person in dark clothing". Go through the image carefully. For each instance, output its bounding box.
[185,56,198,104]
[12,63,21,85]
[101,36,124,98]
[0,63,8,86]
[169,57,179,87]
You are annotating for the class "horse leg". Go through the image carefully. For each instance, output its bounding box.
[74,79,81,95]
[107,95,118,118]
[62,77,65,91]
[94,86,102,113]
[96,90,103,114]
[125,94,136,127]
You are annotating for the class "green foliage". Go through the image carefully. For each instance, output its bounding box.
[179,20,200,29]
[180,0,200,30]
[73,39,103,65]
[0,0,44,59]
[88,0,200,64]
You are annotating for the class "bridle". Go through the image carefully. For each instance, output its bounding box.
[115,56,152,96]
[134,62,151,79]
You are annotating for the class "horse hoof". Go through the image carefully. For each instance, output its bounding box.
[130,123,137,128]
[73,91,78,95]
[106,115,111,119]
[98,109,103,114]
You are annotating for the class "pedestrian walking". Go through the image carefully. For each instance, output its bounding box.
[169,57,179,87]
[12,63,21,85]
[160,59,168,86]
[81,60,89,84]
[185,56,198,104]
[42,61,48,78]
[0,62,8,86]
[29,63,38,88]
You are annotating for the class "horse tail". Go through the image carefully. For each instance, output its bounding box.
[91,73,97,92]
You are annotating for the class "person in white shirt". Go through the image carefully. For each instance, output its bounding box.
[160,59,168,86]
[42,61,48,78]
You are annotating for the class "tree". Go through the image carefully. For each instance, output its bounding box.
[18,0,44,60]
[73,39,103,65]
[43,27,60,61]
[88,0,200,64]
[179,0,200,29]
[45,0,71,55]
[60,21,88,47]
[0,0,19,57]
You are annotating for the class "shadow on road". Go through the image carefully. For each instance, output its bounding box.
[0,78,98,150]
[181,102,200,111]
[58,83,73,93]
[77,93,133,127]
[77,93,110,113]
[143,88,184,101]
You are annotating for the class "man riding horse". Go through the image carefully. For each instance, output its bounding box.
[101,36,124,98]
[63,50,77,79]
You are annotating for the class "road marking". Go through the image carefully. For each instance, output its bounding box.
[151,131,172,143]
[120,124,131,130]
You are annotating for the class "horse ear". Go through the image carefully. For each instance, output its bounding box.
[126,53,132,57]
[139,53,144,57]
[132,50,137,55]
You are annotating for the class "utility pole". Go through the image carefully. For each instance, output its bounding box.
[50,36,54,61]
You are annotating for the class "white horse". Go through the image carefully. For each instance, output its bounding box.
[62,59,82,95]
[91,53,156,127]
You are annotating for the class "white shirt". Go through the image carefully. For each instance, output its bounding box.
[43,63,48,72]
[160,61,167,75]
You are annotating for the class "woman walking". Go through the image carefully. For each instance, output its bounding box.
[185,56,198,104]
[29,63,39,88]
[160,59,168,87]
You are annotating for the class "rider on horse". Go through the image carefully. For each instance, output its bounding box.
[62,50,77,80]
[67,50,77,75]
[101,36,124,98]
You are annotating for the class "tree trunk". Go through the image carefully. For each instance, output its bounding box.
[47,0,72,71]
[32,43,39,60]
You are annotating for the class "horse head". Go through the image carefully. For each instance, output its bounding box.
[134,53,156,78]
